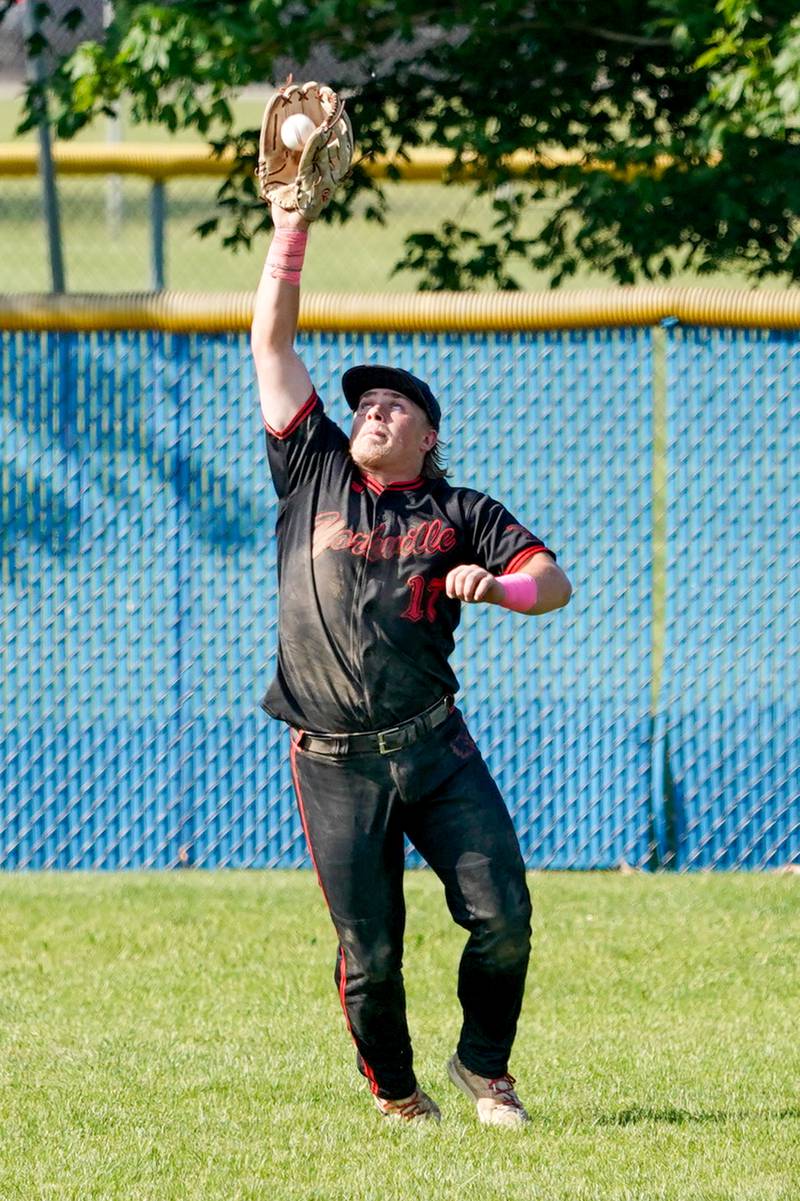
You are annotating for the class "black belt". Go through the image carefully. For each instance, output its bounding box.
[294,694,453,757]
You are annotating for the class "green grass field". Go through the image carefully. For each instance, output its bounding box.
[1,871,797,1200]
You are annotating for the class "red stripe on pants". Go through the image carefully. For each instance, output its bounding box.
[290,735,381,1095]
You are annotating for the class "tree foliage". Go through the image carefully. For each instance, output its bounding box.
[6,0,800,288]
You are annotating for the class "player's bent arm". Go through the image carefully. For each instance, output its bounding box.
[250,205,313,434]
[445,556,572,615]
[516,554,572,615]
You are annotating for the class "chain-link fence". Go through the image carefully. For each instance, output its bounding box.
[655,327,799,868]
[1,323,796,870]
[0,165,539,294]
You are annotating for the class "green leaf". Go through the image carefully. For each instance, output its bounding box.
[60,6,84,32]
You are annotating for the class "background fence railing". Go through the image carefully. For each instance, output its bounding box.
[1,293,797,871]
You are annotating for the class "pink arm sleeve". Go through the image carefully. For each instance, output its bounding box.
[493,572,538,613]
[266,228,309,285]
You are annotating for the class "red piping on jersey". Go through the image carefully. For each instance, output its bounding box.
[505,545,554,574]
[360,472,425,495]
[289,734,381,1097]
[263,390,319,439]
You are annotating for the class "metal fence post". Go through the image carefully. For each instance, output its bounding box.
[23,0,66,293]
[150,179,166,290]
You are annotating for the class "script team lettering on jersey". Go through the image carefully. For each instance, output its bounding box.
[313,511,458,561]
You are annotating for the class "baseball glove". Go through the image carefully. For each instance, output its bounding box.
[257,79,354,221]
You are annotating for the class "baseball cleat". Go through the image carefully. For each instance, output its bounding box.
[447,1053,530,1127]
[374,1087,441,1123]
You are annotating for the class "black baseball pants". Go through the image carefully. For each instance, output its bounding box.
[289,706,532,1100]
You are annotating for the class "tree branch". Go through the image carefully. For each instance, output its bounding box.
[566,24,673,48]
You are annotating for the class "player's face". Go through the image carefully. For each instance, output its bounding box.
[349,389,437,478]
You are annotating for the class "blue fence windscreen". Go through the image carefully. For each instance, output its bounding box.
[1,325,795,870]
[656,328,799,868]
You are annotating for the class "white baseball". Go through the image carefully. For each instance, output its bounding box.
[280,114,316,151]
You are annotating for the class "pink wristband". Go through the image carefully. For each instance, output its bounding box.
[266,228,308,285]
[493,572,538,612]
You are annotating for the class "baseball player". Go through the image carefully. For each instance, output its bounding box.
[252,85,572,1126]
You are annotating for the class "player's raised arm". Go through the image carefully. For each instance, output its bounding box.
[250,203,313,434]
[250,80,353,434]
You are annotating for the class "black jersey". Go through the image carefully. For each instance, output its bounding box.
[260,391,555,733]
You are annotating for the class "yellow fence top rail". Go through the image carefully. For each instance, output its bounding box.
[0,142,663,181]
[2,288,800,333]
[0,142,235,179]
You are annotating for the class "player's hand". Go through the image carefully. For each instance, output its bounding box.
[445,564,503,604]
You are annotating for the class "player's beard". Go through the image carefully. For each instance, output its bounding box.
[349,430,395,471]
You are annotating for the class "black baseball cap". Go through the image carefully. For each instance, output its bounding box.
[342,365,441,430]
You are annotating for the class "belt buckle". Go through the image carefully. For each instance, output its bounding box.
[377,724,407,754]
